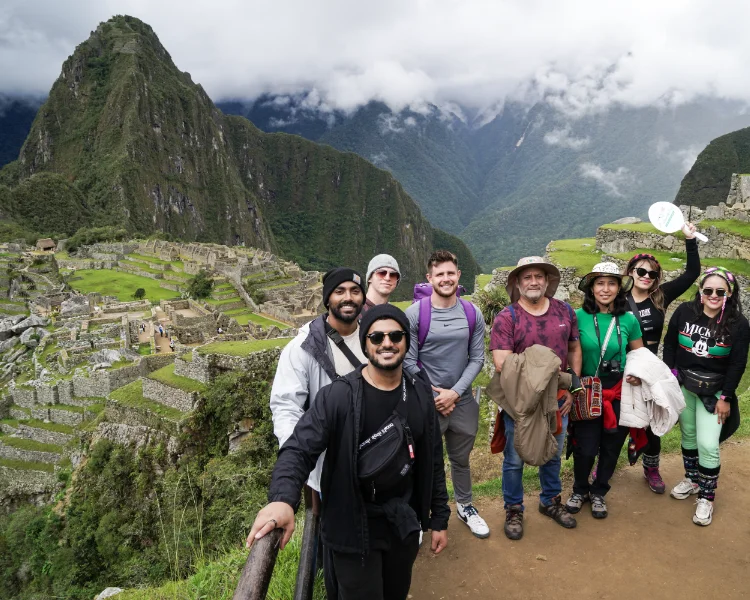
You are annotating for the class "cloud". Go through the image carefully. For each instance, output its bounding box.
[4,1,750,119]
[543,126,590,149]
[579,163,635,197]
[654,137,703,172]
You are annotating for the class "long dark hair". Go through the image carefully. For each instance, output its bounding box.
[625,254,665,313]
[688,279,743,339]
[582,283,630,316]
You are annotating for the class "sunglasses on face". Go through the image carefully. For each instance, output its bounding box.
[701,288,728,298]
[366,330,406,345]
[375,269,399,280]
[634,267,659,280]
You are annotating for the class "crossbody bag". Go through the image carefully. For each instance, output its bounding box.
[571,315,620,421]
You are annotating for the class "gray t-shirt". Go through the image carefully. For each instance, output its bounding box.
[404,299,485,402]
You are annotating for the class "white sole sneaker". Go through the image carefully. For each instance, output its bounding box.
[457,511,490,539]
[693,502,713,526]
[670,482,700,500]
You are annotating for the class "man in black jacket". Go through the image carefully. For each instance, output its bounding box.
[248,304,450,600]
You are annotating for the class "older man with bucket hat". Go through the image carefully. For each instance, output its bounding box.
[489,256,582,540]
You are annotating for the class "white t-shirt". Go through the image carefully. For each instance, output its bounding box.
[328,328,367,376]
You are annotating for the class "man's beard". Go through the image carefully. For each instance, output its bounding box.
[330,300,363,323]
[522,288,545,303]
[368,350,405,371]
[432,282,457,298]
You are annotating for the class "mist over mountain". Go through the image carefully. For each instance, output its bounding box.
[222,96,750,268]
[0,95,41,168]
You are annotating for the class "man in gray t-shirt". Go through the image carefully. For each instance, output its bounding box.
[404,250,489,539]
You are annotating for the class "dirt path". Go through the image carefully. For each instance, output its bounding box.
[411,440,750,600]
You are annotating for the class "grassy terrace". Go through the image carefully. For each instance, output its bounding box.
[600,222,666,234]
[612,248,750,277]
[120,260,165,275]
[147,363,205,393]
[127,253,184,269]
[205,296,242,306]
[0,457,55,472]
[5,419,76,435]
[475,274,493,289]
[0,433,63,454]
[197,338,292,357]
[701,219,750,238]
[547,237,601,275]
[222,308,287,328]
[69,270,181,302]
[109,380,185,421]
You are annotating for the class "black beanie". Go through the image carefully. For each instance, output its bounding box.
[322,267,365,308]
[359,303,411,353]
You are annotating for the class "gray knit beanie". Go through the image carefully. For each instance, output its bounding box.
[366,254,401,288]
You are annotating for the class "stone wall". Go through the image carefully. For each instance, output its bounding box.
[91,422,179,456]
[0,444,61,464]
[32,406,83,426]
[103,401,181,434]
[12,387,36,408]
[17,424,73,446]
[142,378,197,412]
[180,346,284,384]
[0,466,62,510]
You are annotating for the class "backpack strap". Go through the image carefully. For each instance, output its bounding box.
[460,299,477,343]
[324,321,363,371]
[508,304,516,324]
[417,296,431,350]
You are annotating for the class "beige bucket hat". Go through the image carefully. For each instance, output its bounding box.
[506,256,561,304]
[578,261,634,293]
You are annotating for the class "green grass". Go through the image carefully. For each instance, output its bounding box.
[475,274,493,290]
[391,300,412,311]
[147,363,205,393]
[547,237,601,275]
[109,380,186,421]
[0,434,63,454]
[22,419,76,435]
[600,222,665,234]
[106,359,135,371]
[700,219,750,238]
[223,309,287,328]
[0,457,55,472]
[0,419,19,428]
[704,257,750,277]
[117,518,325,600]
[69,269,181,303]
[138,342,152,355]
[49,404,84,414]
[205,296,242,306]
[126,253,174,266]
[613,248,687,268]
[197,338,292,357]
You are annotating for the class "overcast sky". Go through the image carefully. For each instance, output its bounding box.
[2,0,750,117]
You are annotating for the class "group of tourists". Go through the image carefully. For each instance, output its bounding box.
[246,225,749,600]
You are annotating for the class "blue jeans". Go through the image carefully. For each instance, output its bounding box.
[502,408,568,510]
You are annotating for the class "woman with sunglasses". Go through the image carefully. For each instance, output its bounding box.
[662,267,749,526]
[623,223,700,493]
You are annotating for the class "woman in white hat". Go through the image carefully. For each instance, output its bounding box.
[565,263,644,519]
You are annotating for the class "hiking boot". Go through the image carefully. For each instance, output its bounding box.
[590,494,608,519]
[503,505,524,540]
[565,492,589,514]
[693,498,713,526]
[538,496,577,529]
[670,478,700,500]
[644,466,666,494]
[457,503,490,539]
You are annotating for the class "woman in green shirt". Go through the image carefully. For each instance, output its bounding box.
[565,262,644,519]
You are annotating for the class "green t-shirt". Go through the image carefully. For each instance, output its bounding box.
[575,309,643,377]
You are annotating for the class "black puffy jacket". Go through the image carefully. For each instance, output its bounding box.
[268,365,451,554]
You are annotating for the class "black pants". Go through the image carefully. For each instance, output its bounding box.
[330,532,420,600]
[572,400,629,497]
[642,426,661,456]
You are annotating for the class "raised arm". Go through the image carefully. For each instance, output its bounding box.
[660,235,700,307]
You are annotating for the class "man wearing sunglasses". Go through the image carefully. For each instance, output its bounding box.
[249,304,450,600]
[362,254,402,315]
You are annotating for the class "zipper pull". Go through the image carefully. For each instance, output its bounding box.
[408,443,415,459]
[371,481,376,501]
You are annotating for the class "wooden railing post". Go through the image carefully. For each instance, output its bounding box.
[232,528,283,600]
[292,485,322,600]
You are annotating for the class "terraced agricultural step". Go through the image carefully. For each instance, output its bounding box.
[31,404,85,426]
[16,423,75,446]
[9,405,32,420]
[0,437,63,464]
[65,395,107,408]
[212,290,238,300]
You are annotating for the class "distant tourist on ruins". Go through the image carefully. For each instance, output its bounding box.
[663,267,749,526]
[269,267,367,589]
[489,257,581,540]
[169,338,175,351]
[249,304,449,600]
[404,250,489,539]
[621,222,700,493]
[360,254,401,316]
[566,263,644,519]
[159,324,164,337]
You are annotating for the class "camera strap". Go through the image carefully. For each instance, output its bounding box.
[593,315,621,378]
[325,321,364,371]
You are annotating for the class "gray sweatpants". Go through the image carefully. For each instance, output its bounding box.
[439,395,479,504]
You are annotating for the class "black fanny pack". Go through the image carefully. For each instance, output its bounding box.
[679,369,724,412]
[358,378,414,494]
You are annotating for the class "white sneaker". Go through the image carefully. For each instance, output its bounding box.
[693,498,713,526]
[457,503,490,539]
[418,530,423,546]
[670,478,700,500]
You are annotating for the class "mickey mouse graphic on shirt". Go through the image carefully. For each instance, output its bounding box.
[678,323,731,359]
[690,332,716,357]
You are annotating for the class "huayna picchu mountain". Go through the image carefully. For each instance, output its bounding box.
[0,15,479,293]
